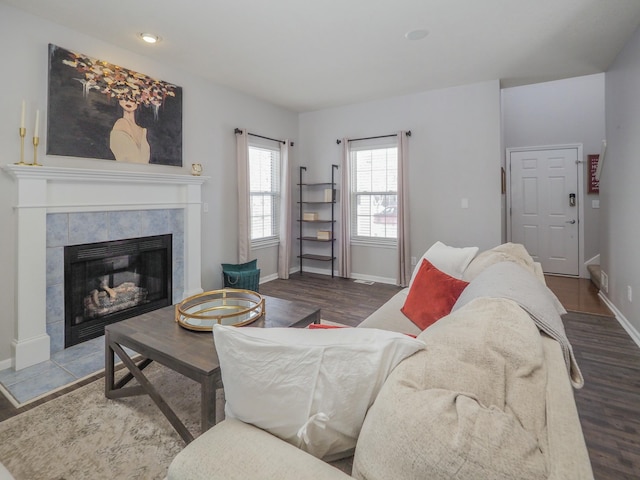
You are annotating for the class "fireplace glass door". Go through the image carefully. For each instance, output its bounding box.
[64,234,172,347]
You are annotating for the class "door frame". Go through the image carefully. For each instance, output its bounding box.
[506,143,586,278]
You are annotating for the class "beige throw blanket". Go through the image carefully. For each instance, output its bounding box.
[452,261,584,388]
[354,297,549,480]
[463,242,540,282]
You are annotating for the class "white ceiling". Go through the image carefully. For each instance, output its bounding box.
[4,0,640,112]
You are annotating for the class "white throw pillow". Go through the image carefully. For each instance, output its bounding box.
[409,241,479,285]
[212,325,425,461]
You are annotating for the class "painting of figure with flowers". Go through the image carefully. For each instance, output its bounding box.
[47,44,182,166]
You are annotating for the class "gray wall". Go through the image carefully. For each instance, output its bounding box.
[298,81,503,283]
[602,26,640,339]
[0,4,299,367]
[4,2,634,366]
[502,74,606,268]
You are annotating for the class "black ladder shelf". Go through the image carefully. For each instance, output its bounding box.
[297,164,338,277]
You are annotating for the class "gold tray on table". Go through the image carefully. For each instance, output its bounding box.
[175,288,265,331]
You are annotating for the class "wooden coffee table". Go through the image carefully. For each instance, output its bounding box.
[105,294,320,444]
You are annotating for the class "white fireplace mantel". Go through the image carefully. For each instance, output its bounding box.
[3,164,209,370]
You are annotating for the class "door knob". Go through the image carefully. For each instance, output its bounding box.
[565,219,576,224]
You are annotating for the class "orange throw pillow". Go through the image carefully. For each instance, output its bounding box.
[308,324,346,330]
[401,258,469,330]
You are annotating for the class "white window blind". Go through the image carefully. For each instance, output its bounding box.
[249,144,280,244]
[350,142,398,243]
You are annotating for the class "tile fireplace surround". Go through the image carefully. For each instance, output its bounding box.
[3,165,207,370]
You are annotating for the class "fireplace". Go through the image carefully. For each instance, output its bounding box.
[64,234,172,347]
[4,165,206,370]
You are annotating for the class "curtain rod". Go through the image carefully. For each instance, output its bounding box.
[336,131,411,145]
[234,128,294,146]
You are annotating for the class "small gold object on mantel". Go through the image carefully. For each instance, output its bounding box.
[15,127,27,165]
[175,288,265,331]
[32,136,42,166]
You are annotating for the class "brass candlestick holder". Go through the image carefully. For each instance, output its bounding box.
[32,136,42,166]
[15,127,27,165]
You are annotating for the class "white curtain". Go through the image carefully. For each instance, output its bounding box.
[397,131,411,286]
[278,141,292,278]
[236,129,251,263]
[338,138,352,278]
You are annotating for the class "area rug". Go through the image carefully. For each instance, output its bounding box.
[0,320,349,479]
[0,363,212,480]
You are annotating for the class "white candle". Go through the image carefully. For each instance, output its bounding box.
[20,100,25,129]
[34,109,39,138]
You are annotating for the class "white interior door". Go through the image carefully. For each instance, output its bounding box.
[509,147,579,276]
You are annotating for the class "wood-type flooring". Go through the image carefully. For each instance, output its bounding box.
[1,272,638,479]
[262,272,640,480]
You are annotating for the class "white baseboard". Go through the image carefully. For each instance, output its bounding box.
[262,266,396,286]
[295,266,397,285]
[599,292,640,349]
[584,254,600,266]
[260,266,333,281]
[297,265,334,276]
[0,357,13,372]
[350,272,396,285]
[259,272,279,283]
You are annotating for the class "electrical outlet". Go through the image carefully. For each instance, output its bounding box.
[411,256,417,266]
[203,202,209,213]
[628,286,633,303]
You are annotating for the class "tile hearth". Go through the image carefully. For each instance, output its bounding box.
[0,335,135,406]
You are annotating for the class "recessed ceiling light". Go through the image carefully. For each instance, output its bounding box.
[405,29,429,41]
[140,33,160,44]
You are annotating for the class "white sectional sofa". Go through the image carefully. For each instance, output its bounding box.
[167,243,593,480]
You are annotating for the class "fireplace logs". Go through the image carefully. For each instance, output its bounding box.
[83,281,149,320]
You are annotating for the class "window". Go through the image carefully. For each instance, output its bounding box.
[351,142,398,243]
[249,143,280,245]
